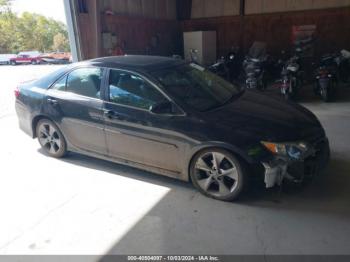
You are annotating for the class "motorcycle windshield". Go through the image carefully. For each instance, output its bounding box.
[248,42,267,59]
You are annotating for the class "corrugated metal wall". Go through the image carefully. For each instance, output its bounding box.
[101,0,177,20]
[190,0,350,18]
[191,0,241,18]
[76,0,350,59]
[246,0,350,14]
[183,8,350,57]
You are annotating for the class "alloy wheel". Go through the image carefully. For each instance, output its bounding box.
[38,122,62,155]
[193,151,240,198]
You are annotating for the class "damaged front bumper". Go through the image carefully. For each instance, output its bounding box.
[261,138,330,188]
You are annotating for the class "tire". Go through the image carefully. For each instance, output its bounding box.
[11,61,16,66]
[190,148,246,201]
[284,92,290,100]
[320,85,330,102]
[289,77,298,99]
[31,60,37,65]
[36,119,67,158]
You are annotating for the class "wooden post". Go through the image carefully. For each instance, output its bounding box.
[240,0,245,16]
[90,0,102,58]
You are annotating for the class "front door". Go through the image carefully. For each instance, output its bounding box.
[44,67,107,155]
[103,69,185,173]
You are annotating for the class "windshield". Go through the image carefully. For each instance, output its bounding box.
[151,64,241,111]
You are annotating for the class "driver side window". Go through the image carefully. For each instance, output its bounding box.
[108,70,167,110]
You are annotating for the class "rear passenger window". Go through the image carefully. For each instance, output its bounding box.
[66,68,103,99]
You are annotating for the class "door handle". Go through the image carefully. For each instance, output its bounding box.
[103,109,121,119]
[47,98,58,106]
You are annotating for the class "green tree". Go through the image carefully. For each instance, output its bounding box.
[0,0,12,13]
[0,6,70,53]
[52,32,70,52]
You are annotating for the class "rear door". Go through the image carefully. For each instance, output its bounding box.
[43,67,107,155]
[102,69,185,173]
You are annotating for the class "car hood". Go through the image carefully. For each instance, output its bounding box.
[202,91,325,143]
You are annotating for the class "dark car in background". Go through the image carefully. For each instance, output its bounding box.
[15,55,330,201]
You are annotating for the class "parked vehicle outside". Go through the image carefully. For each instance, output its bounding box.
[15,55,330,201]
[0,54,17,65]
[41,52,72,64]
[10,51,42,65]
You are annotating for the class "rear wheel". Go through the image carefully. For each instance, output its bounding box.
[190,148,246,201]
[36,119,67,158]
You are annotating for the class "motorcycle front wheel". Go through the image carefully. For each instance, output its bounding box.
[320,86,329,102]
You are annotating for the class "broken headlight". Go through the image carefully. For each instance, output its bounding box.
[261,141,309,160]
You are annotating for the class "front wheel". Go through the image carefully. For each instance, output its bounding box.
[36,119,67,158]
[320,85,330,102]
[284,91,290,100]
[190,148,246,201]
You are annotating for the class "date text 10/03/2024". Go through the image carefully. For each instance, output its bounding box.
[127,256,220,261]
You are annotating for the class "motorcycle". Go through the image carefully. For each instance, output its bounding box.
[313,54,338,102]
[279,56,302,100]
[336,49,350,84]
[208,56,230,80]
[243,42,268,90]
[208,51,242,82]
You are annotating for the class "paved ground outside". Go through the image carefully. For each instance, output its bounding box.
[0,65,350,258]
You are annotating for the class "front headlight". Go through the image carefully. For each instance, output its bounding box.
[261,141,308,160]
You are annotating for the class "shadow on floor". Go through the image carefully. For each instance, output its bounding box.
[38,145,350,233]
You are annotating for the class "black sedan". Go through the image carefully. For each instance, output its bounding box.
[15,55,330,201]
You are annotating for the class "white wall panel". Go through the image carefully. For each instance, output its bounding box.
[142,0,155,18]
[223,0,241,16]
[245,0,350,14]
[127,0,142,15]
[191,0,240,18]
[191,0,205,18]
[155,0,167,19]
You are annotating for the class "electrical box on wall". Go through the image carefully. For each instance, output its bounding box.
[183,31,217,66]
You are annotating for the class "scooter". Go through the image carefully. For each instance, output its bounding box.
[313,54,338,102]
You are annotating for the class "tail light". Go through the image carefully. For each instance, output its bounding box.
[14,86,20,98]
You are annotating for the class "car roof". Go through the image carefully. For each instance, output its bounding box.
[87,55,185,72]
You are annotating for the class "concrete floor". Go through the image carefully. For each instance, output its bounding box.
[0,65,350,257]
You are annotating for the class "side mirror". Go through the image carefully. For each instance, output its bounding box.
[149,101,175,115]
